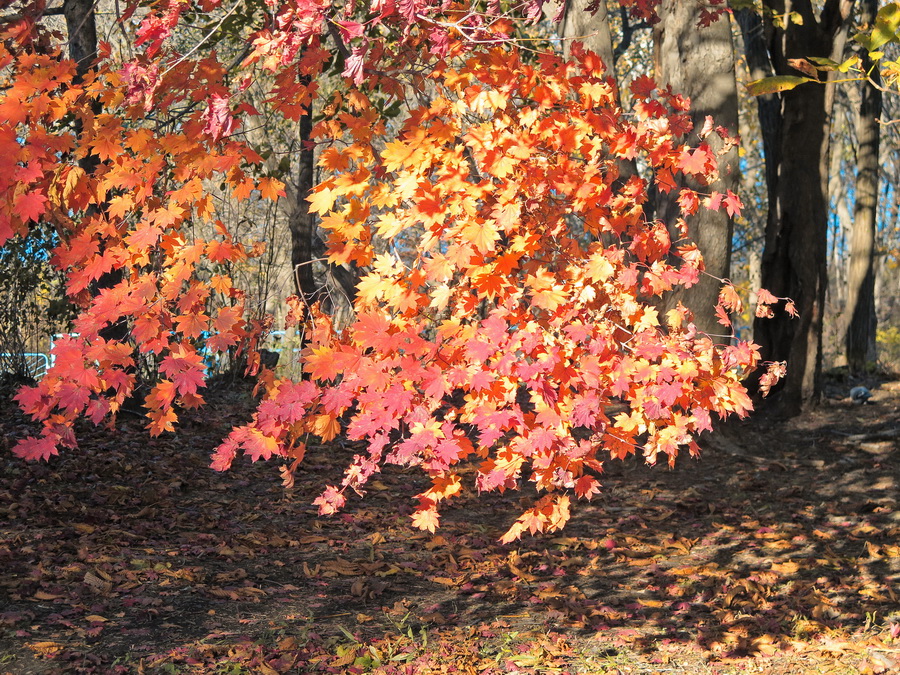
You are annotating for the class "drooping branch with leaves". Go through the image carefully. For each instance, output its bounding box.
[1,0,783,539]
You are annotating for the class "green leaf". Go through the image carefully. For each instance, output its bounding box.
[746,76,812,97]
[855,2,900,52]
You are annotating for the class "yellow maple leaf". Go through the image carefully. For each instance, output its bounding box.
[460,219,498,254]
[307,186,336,215]
[411,507,440,533]
[381,140,414,173]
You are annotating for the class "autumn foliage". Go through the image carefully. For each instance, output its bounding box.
[2,0,779,540]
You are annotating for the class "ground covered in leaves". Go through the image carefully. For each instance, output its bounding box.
[2,376,900,674]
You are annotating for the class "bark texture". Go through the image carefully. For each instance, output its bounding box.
[653,2,739,335]
[845,0,881,372]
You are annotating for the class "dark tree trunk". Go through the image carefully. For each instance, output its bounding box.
[735,9,782,204]
[286,81,358,324]
[63,0,97,79]
[845,0,881,372]
[748,0,853,416]
[64,0,127,342]
[653,1,739,335]
[289,100,319,306]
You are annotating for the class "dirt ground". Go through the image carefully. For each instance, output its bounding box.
[2,375,900,674]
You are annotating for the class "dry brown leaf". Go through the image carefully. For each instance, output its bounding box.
[32,590,63,600]
[27,641,64,655]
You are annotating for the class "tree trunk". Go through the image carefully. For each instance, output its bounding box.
[286,81,358,326]
[64,0,128,342]
[557,0,615,71]
[751,0,853,416]
[63,0,97,80]
[736,9,781,210]
[288,101,318,306]
[845,0,881,372]
[653,2,739,335]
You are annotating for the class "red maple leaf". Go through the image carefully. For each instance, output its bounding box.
[13,433,60,461]
[723,190,743,218]
[631,74,657,99]
[15,191,47,222]
[201,94,237,141]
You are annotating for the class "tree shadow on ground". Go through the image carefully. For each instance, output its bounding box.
[1,380,899,673]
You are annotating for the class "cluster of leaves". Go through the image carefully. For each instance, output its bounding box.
[0,33,278,458]
[2,0,782,540]
[211,43,775,542]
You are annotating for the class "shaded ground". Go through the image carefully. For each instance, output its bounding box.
[2,377,900,674]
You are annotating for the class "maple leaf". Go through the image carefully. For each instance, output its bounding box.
[202,94,238,141]
[15,191,47,222]
[343,47,367,86]
[12,433,60,462]
[677,188,700,215]
[126,224,164,250]
[312,413,341,441]
[307,186,336,215]
[677,147,710,176]
[631,74,657,99]
[718,283,743,314]
[411,506,440,533]
[258,176,286,201]
[211,439,238,471]
[756,288,779,305]
[313,485,347,515]
[574,475,601,499]
[91,136,123,161]
[715,303,732,328]
[723,190,743,218]
[175,312,210,339]
[147,407,178,435]
[461,219,499,254]
[241,428,280,462]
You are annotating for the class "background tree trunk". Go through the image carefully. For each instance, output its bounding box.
[63,0,97,79]
[653,2,739,335]
[845,0,881,372]
[557,0,615,71]
[288,103,318,307]
[750,0,852,416]
[285,83,358,328]
[736,9,781,210]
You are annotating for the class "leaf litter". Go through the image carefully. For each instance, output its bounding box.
[2,377,900,674]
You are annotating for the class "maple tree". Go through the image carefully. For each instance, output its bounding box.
[1,0,783,540]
